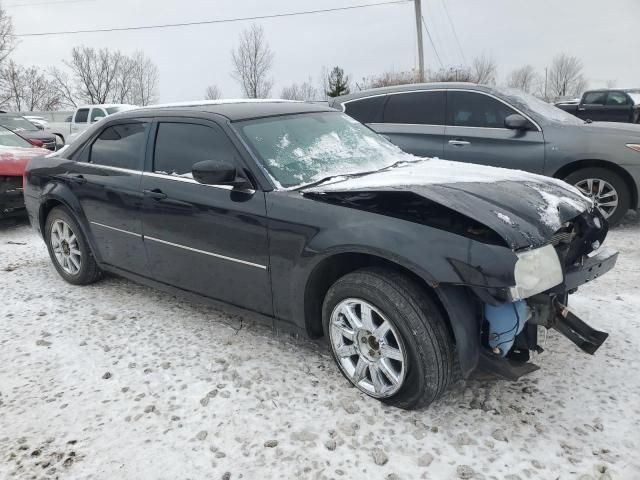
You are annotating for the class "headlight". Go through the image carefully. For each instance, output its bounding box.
[626,143,640,153]
[510,244,563,300]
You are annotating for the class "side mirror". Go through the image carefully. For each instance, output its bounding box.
[192,160,252,189]
[92,116,105,123]
[504,113,530,130]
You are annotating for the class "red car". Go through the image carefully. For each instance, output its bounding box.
[0,126,48,217]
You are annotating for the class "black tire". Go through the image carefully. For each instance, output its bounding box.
[563,167,631,227]
[44,206,101,285]
[322,267,453,410]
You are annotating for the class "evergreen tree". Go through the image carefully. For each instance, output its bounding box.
[326,66,350,97]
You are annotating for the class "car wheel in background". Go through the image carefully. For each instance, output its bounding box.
[45,206,101,285]
[322,267,453,410]
[564,167,630,226]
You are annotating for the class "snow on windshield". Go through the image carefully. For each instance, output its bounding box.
[497,87,583,124]
[238,112,415,188]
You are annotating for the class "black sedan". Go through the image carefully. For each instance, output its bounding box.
[0,114,58,151]
[23,101,617,409]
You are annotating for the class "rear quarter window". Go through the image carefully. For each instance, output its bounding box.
[343,96,387,123]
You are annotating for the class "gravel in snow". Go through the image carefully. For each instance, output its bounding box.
[1,216,639,479]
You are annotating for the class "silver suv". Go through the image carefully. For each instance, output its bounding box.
[331,83,640,225]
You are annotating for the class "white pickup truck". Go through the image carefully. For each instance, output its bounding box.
[48,104,136,144]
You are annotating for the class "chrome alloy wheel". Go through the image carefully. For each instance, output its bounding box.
[50,219,82,275]
[329,298,407,398]
[574,178,619,219]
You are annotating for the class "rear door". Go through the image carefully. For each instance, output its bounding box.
[140,118,272,315]
[605,91,633,122]
[443,90,545,172]
[68,120,149,274]
[366,90,446,157]
[71,108,89,136]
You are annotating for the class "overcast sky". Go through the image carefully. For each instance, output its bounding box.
[6,0,640,103]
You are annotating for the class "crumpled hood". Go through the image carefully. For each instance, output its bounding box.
[0,147,47,176]
[303,158,593,249]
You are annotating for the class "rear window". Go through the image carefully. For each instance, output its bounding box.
[343,96,386,123]
[606,92,630,105]
[583,92,607,105]
[90,122,149,170]
[74,108,89,123]
[383,91,446,125]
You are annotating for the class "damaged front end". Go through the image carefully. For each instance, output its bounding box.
[479,209,617,380]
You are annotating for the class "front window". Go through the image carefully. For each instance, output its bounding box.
[237,112,413,188]
[0,126,34,148]
[0,115,39,132]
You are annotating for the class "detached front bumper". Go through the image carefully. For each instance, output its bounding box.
[551,247,618,294]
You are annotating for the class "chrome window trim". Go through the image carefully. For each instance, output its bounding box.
[144,235,267,270]
[340,88,542,132]
[90,221,142,237]
[81,162,141,174]
[142,171,256,194]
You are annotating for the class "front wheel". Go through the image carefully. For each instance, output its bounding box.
[564,167,630,226]
[322,268,453,410]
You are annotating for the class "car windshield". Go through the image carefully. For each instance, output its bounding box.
[0,126,34,148]
[0,115,40,132]
[497,87,584,124]
[627,91,640,105]
[237,111,414,188]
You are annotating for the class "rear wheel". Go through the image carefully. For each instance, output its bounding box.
[45,206,101,285]
[564,167,630,226]
[322,268,453,410]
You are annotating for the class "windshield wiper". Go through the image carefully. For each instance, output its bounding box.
[294,158,420,191]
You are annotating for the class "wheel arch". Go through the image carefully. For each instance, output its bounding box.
[303,252,481,377]
[553,159,638,209]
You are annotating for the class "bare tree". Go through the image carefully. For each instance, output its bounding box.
[231,24,274,98]
[506,65,539,93]
[112,53,135,104]
[605,79,617,89]
[128,51,158,106]
[0,61,62,111]
[470,54,497,85]
[66,46,122,104]
[280,80,316,101]
[319,66,330,101]
[427,66,472,82]
[205,84,222,100]
[0,5,15,65]
[548,53,588,98]
[49,67,78,108]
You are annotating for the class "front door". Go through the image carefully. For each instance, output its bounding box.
[69,120,149,274]
[443,90,546,173]
[140,119,272,315]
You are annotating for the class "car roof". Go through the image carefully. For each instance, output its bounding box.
[333,82,494,104]
[118,99,336,122]
[76,104,136,109]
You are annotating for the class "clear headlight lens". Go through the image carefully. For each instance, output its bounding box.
[510,244,563,300]
[626,143,640,153]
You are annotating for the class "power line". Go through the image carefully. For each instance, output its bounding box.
[421,14,443,69]
[4,0,95,7]
[440,0,466,65]
[13,0,412,37]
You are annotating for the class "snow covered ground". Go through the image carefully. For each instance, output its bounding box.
[1,216,639,480]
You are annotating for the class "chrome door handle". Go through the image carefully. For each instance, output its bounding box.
[449,139,470,147]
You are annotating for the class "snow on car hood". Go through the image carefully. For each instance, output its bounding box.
[303,158,593,249]
[0,147,48,176]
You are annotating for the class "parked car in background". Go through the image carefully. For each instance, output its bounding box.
[0,113,58,151]
[67,104,136,142]
[331,83,640,225]
[24,115,49,130]
[556,89,640,124]
[24,100,617,409]
[0,126,47,217]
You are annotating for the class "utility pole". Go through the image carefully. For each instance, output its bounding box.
[414,0,425,82]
